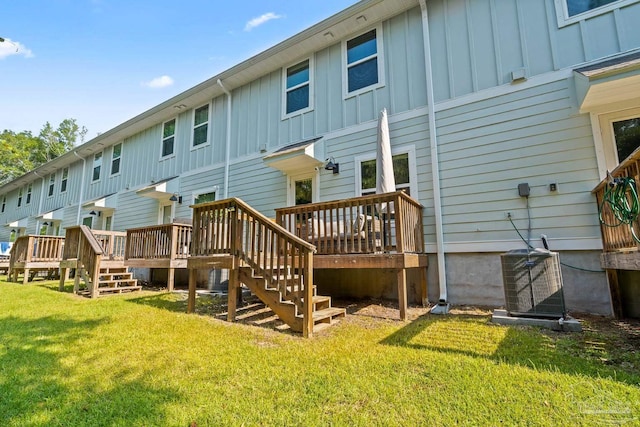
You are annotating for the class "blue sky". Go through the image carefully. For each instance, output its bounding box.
[0,0,358,139]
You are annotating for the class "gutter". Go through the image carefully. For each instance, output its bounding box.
[73,151,87,225]
[217,79,232,199]
[419,0,449,314]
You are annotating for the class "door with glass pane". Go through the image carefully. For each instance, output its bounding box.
[599,108,640,171]
[288,172,316,206]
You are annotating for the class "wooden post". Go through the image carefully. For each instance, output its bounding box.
[22,268,29,285]
[420,266,428,307]
[606,269,623,318]
[167,267,175,292]
[397,268,408,321]
[59,267,67,291]
[227,262,238,322]
[187,268,197,313]
[303,252,314,338]
[91,255,102,298]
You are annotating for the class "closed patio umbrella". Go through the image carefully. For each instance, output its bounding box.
[376,108,396,195]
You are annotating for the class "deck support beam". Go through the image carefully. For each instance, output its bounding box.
[187,268,197,314]
[397,268,407,321]
[227,264,239,322]
[167,268,175,292]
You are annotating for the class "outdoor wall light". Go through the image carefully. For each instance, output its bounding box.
[169,194,183,204]
[325,158,339,174]
[89,210,101,217]
[42,222,49,226]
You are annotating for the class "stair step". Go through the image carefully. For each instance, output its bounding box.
[99,279,138,286]
[97,285,142,294]
[311,307,346,324]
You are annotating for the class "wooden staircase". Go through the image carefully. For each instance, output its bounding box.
[238,266,345,333]
[95,267,141,295]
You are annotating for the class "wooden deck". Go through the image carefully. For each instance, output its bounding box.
[592,147,640,317]
[8,235,65,284]
[125,223,192,291]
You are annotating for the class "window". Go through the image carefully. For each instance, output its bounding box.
[111,143,122,176]
[92,152,102,182]
[17,188,23,207]
[344,27,383,95]
[194,191,216,205]
[162,119,176,157]
[596,108,640,175]
[27,183,33,204]
[284,59,312,116]
[48,175,55,197]
[1,195,5,213]
[355,146,417,197]
[192,105,209,147]
[554,0,635,26]
[61,168,68,193]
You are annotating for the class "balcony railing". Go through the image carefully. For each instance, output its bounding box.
[275,191,425,255]
[125,223,192,261]
[592,147,640,252]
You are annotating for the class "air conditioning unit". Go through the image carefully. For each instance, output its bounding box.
[501,248,566,318]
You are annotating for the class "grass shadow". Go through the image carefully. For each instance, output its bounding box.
[380,313,640,386]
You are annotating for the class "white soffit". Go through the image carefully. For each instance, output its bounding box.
[136,176,180,200]
[39,208,65,221]
[263,137,325,173]
[6,217,28,228]
[575,52,640,113]
[82,193,117,212]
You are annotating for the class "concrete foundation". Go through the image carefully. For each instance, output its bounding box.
[491,309,582,332]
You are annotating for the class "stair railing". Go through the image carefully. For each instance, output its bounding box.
[192,198,317,336]
[61,225,104,297]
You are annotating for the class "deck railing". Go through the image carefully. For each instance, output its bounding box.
[275,191,425,254]
[61,226,104,297]
[9,235,65,264]
[125,223,192,261]
[92,230,127,260]
[592,148,640,252]
[192,198,317,336]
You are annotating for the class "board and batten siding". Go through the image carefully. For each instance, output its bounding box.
[428,0,640,103]
[436,79,601,248]
[227,7,427,158]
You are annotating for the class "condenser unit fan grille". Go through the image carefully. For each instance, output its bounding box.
[501,249,565,318]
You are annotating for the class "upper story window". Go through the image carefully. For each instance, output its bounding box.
[92,152,103,182]
[162,119,176,157]
[26,183,32,204]
[1,195,5,213]
[555,0,636,26]
[344,27,384,96]
[356,146,417,197]
[283,59,313,116]
[61,168,68,193]
[192,105,209,147]
[17,188,23,207]
[111,143,122,176]
[48,174,55,197]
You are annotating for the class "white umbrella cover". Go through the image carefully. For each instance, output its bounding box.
[376,108,396,194]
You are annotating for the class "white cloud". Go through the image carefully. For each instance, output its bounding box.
[0,39,34,60]
[244,12,283,31]
[142,75,174,89]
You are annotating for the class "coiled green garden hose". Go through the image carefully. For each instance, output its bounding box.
[598,176,640,243]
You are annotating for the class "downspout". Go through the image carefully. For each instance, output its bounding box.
[419,0,449,314]
[73,151,87,225]
[33,171,46,232]
[217,79,232,199]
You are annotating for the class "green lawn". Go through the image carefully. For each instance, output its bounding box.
[0,279,638,426]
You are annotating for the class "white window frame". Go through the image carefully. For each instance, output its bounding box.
[92,151,103,183]
[27,183,33,204]
[354,144,418,197]
[287,170,320,207]
[282,57,314,119]
[158,201,174,225]
[191,186,219,206]
[61,168,69,193]
[593,107,640,178]
[17,188,23,207]
[554,0,637,27]
[191,103,211,149]
[47,174,55,197]
[342,24,385,99]
[161,118,177,159]
[111,143,122,177]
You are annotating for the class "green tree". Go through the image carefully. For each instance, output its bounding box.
[0,119,87,186]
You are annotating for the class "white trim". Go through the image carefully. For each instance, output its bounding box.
[60,167,69,193]
[158,201,174,225]
[287,170,319,207]
[342,24,385,99]
[190,103,211,149]
[354,144,417,197]
[590,111,608,180]
[282,56,315,119]
[91,151,103,183]
[554,0,638,28]
[110,142,122,177]
[431,237,604,253]
[46,174,55,198]
[596,107,640,175]
[190,185,219,206]
[160,118,177,160]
